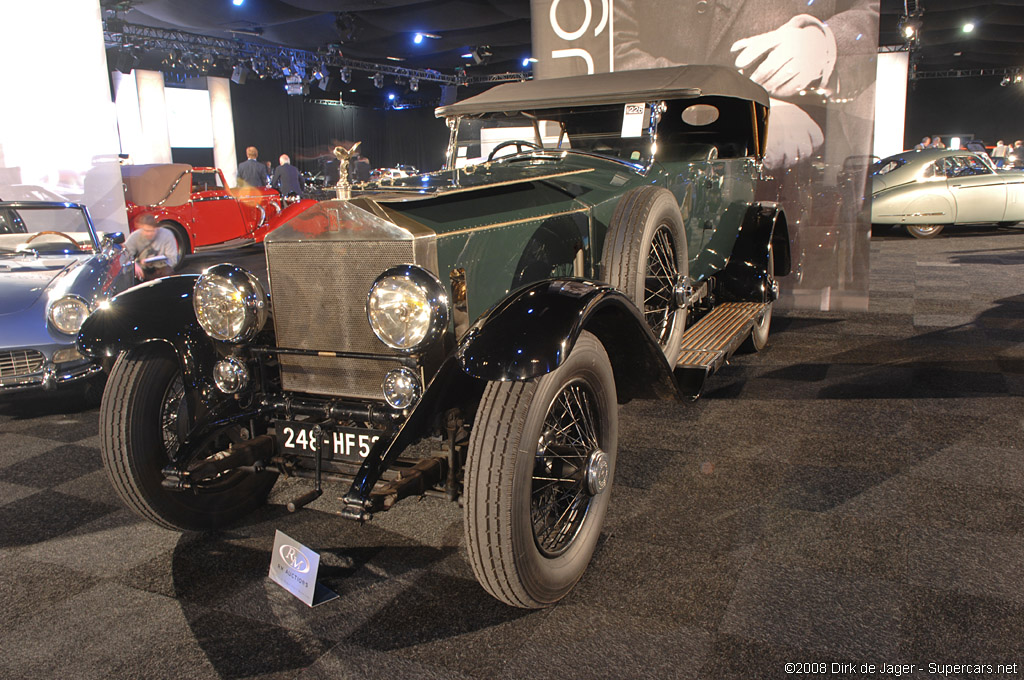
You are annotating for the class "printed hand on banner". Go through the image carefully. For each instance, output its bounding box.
[763,100,823,170]
[730,14,837,97]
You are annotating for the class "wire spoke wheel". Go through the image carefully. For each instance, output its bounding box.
[159,374,186,458]
[99,344,276,531]
[602,186,688,366]
[643,224,680,347]
[531,381,600,557]
[464,331,617,608]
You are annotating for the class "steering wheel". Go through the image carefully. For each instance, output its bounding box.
[25,231,83,247]
[487,139,542,162]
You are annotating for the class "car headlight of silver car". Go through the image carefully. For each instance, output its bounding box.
[47,295,91,335]
[367,265,449,353]
[193,264,268,343]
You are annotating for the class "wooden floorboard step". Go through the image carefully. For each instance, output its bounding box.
[676,302,766,371]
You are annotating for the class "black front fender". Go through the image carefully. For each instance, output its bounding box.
[456,279,679,402]
[77,275,222,418]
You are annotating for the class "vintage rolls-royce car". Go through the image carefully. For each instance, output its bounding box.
[79,65,791,608]
[122,164,316,265]
[0,201,133,394]
[871,148,1024,238]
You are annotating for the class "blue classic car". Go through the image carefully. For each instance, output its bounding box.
[0,201,133,393]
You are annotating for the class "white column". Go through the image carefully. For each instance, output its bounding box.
[136,70,173,164]
[873,51,909,159]
[112,71,144,162]
[207,76,239,186]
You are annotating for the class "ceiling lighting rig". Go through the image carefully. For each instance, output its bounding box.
[103,20,527,93]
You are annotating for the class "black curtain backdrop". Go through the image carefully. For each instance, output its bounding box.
[904,76,1024,148]
[229,79,450,176]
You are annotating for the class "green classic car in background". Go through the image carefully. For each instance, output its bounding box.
[871,148,1024,238]
[79,65,791,608]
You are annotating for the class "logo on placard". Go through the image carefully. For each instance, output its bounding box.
[279,544,311,573]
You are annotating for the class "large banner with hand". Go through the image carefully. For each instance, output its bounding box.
[532,0,879,310]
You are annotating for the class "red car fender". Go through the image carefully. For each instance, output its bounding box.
[124,202,191,233]
[255,198,319,242]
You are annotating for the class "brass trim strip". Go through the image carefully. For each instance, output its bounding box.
[444,207,590,238]
[441,167,594,197]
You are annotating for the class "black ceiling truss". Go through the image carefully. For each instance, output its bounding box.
[105,21,527,89]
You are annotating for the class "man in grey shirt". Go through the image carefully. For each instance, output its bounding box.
[125,213,179,281]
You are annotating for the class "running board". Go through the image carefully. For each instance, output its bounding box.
[674,302,766,397]
[193,237,257,252]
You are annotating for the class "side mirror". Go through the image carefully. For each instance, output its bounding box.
[106,231,126,245]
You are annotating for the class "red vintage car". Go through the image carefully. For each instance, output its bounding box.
[122,164,316,265]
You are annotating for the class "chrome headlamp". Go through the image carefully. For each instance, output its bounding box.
[366,265,449,353]
[193,264,267,343]
[47,295,90,335]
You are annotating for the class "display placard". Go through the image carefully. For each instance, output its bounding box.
[268,530,338,607]
[620,103,645,138]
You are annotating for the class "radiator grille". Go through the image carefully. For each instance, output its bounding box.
[267,239,417,398]
[278,355,406,400]
[0,349,45,379]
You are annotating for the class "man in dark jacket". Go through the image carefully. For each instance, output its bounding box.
[237,146,267,188]
[271,154,303,196]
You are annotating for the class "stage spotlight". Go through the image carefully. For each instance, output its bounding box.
[232,0,244,6]
[409,77,419,92]
[373,72,383,88]
[340,67,351,83]
[898,11,923,41]
[962,22,975,33]
[388,93,395,100]
[414,33,424,44]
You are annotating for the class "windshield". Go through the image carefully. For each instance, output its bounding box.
[452,104,655,168]
[0,205,97,255]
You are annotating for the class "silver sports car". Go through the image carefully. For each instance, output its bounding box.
[871,148,1024,238]
[0,201,134,393]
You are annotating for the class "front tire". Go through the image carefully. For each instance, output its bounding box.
[602,186,688,366]
[906,223,944,239]
[464,331,617,608]
[99,343,276,531]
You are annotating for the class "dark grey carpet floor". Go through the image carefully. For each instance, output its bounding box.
[1,225,1023,679]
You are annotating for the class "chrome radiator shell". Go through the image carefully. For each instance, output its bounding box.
[265,199,437,399]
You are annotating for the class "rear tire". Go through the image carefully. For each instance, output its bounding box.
[906,223,944,239]
[160,221,190,270]
[741,242,775,353]
[602,186,688,366]
[464,331,617,608]
[100,343,276,531]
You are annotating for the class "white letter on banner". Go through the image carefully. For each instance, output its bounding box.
[551,48,595,74]
[549,0,592,40]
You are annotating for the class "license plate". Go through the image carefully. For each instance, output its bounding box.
[275,421,382,461]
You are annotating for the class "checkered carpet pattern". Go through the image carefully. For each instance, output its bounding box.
[1,227,1022,679]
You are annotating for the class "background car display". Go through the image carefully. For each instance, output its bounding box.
[0,201,133,394]
[122,164,316,265]
[871,148,1024,238]
[80,65,791,608]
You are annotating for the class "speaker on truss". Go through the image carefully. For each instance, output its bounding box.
[231,65,249,85]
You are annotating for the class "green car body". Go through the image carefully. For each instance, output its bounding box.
[79,65,791,609]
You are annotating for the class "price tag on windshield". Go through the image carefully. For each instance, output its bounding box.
[621,103,645,138]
